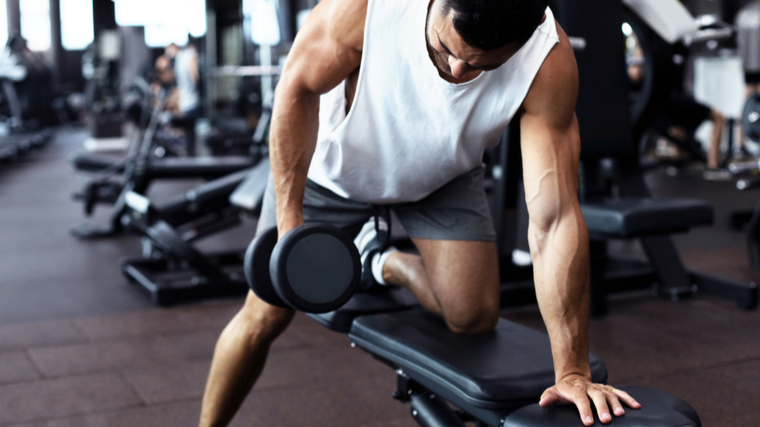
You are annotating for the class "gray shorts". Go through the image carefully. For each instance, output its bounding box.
[257,166,496,242]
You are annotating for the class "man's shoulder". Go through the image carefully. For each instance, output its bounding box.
[324,0,369,52]
[522,23,578,126]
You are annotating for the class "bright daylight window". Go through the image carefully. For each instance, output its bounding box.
[114,0,206,47]
[0,0,7,49]
[20,0,51,51]
[60,0,94,50]
[244,0,281,45]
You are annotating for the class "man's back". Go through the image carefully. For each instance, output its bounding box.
[307,0,559,204]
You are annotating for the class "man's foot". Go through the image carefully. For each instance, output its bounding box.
[353,217,398,290]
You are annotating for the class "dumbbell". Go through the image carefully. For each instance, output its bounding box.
[244,224,362,313]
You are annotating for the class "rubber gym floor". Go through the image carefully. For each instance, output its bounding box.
[0,128,758,427]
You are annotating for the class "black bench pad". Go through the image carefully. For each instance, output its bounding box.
[69,152,124,173]
[230,158,271,212]
[581,198,713,238]
[157,166,255,218]
[69,153,256,178]
[308,287,419,333]
[148,156,255,178]
[348,310,607,406]
[503,386,700,427]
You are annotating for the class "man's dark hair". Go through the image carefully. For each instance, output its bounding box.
[440,0,550,51]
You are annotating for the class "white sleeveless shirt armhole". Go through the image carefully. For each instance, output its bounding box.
[308,0,559,204]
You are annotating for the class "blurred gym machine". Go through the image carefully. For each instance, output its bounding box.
[203,0,304,157]
[111,0,306,303]
[730,95,760,269]
[120,159,270,305]
[624,0,738,171]
[82,31,125,149]
[0,35,54,164]
[493,0,757,316]
[70,83,260,239]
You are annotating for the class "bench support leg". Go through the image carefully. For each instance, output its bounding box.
[640,236,693,300]
[410,392,467,427]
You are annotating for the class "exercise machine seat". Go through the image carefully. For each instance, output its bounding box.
[581,198,713,238]
[148,156,255,178]
[70,153,256,178]
[158,166,256,219]
[349,310,607,406]
[70,152,124,173]
[230,158,271,212]
[308,287,420,333]
[503,386,701,426]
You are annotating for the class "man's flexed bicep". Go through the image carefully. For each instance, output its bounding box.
[270,0,366,235]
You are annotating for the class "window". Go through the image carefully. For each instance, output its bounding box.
[60,0,94,50]
[114,0,206,48]
[20,0,51,51]
[244,0,281,45]
[0,0,7,49]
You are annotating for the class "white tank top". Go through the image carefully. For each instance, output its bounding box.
[307,0,559,204]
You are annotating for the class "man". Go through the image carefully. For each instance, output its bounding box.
[154,42,199,118]
[199,1,641,426]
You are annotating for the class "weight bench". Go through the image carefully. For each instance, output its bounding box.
[120,159,271,305]
[0,130,52,162]
[307,290,701,426]
[581,196,758,317]
[70,153,257,179]
[70,154,258,239]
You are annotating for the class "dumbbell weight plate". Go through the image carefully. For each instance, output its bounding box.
[271,224,361,314]
[244,227,288,308]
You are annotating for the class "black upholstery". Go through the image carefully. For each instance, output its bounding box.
[69,152,124,173]
[308,287,419,333]
[230,158,271,212]
[349,310,607,406]
[148,156,255,178]
[157,166,254,218]
[581,198,713,238]
[69,153,255,178]
[503,386,701,427]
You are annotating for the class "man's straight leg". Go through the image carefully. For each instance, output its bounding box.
[199,294,294,427]
[199,177,375,427]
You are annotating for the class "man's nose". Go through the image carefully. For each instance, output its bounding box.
[448,56,469,78]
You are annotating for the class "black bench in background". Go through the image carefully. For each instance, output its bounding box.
[492,0,758,317]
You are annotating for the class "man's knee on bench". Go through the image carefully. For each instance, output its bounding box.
[442,298,499,335]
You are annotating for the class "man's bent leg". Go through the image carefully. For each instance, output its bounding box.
[199,290,295,427]
[383,238,500,334]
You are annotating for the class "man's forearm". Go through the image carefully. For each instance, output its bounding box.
[528,209,591,382]
[269,85,321,234]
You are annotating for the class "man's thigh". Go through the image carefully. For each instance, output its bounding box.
[256,176,375,237]
[392,165,500,330]
[392,165,496,242]
[413,238,500,332]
